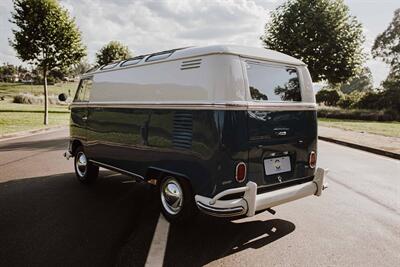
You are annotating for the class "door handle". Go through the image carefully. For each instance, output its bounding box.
[82,116,88,121]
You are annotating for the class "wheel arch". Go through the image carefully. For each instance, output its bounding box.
[71,139,83,155]
[145,166,191,185]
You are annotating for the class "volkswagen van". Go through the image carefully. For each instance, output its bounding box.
[63,45,327,223]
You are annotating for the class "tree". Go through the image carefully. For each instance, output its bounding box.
[69,59,92,77]
[316,89,341,106]
[261,0,365,84]
[372,8,400,75]
[10,0,86,125]
[372,8,400,112]
[95,41,132,66]
[339,67,373,94]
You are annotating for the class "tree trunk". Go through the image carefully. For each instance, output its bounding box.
[43,68,49,125]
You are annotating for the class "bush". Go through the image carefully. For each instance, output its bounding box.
[337,91,363,109]
[318,107,399,121]
[316,89,341,106]
[13,93,70,105]
[32,76,56,85]
[356,91,381,109]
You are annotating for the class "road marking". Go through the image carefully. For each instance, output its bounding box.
[145,214,170,267]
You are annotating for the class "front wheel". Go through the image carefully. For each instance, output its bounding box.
[159,176,197,223]
[74,146,99,184]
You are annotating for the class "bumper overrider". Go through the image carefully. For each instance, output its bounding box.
[195,168,327,217]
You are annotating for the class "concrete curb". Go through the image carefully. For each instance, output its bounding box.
[0,125,67,142]
[318,136,400,160]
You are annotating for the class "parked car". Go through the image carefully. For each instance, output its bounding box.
[62,45,327,223]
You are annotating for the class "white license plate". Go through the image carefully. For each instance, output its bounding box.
[264,156,291,175]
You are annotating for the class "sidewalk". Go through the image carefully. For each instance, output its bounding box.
[318,126,400,159]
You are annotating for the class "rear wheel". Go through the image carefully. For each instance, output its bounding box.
[159,176,196,223]
[74,146,99,184]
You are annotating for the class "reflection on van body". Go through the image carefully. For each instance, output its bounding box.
[64,45,327,223]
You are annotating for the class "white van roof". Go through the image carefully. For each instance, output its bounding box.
[88,45,305,75]
[172,45,305,66]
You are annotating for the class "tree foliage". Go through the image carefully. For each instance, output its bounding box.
[339,67,373,94]
[69,59,92,76]
[95,41,132,66]
[371,8,400,113]
[261,0,365,84]
[316,89,341,106]
[0,64,17,76]
[9,0,86,124]
[372,8,400,73]
[10,0,86,71]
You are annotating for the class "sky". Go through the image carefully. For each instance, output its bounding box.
[0,0,398,86]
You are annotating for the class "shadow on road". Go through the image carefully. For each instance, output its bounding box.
[0,137,68,152]
[0,169,296,267]
[0,170,158,267]
[164,215,295,267]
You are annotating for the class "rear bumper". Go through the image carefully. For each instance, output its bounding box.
[63,151,73,160]
[195,168,327,217]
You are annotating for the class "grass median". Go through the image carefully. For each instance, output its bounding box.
[319,118,400,138]
[0,82,78,99]
[0,102,70,136]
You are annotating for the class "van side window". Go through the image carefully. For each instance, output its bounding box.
[247,63,301,102]
[73,78,93,102]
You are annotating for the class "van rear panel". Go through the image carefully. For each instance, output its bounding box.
[244,60,317,188]
[247,110,317,188]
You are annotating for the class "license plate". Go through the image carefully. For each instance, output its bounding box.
[264,156,291,175]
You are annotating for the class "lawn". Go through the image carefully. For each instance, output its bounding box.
[0,82,74,136]
[0,82,78,99]
[0,102,70,136]
[319,118,400,138]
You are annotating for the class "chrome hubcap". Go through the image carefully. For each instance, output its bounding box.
[76,152,87,177]
[161,178,183,215]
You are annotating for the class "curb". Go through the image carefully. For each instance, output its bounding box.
[318,136,400,160]
[0,125,67,142]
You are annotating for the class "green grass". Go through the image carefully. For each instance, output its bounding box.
[0,82,78,99]
[0,102,69,112]
[319,118,400,138]
[0,102,70,136]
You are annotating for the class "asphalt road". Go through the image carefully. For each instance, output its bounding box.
[0,128,399,267]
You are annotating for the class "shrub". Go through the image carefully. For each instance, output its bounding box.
[318,107,399,121]
[337,91,364,109]
[356,91,381,109]
[316,89,341,106]
[13,93,70,105]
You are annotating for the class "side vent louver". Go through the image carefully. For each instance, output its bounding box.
[172,111,193,150]
[180,59,202,70]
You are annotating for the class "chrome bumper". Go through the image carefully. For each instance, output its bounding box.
[195,168,327,217]
[63,151,73,160]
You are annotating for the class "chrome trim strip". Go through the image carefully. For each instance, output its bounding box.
[209,185,248,205]
[70,102,317,111]
[196,202,245,217]
[89,160,145,180]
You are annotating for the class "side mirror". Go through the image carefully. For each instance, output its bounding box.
[58,93,67,102]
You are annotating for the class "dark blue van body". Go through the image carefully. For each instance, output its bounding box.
[65,45,326,221]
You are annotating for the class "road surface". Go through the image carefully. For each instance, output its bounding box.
[0,129,399,267]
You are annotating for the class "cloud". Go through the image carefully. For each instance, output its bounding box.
[0,0,391,86]
[58,0,269,60]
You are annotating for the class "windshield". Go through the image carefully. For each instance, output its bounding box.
[246,62,301,102]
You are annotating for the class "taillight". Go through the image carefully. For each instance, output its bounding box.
[309,151,317,168]
[235,162,247,183]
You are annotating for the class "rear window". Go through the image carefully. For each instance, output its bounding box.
[246,62,301,102]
